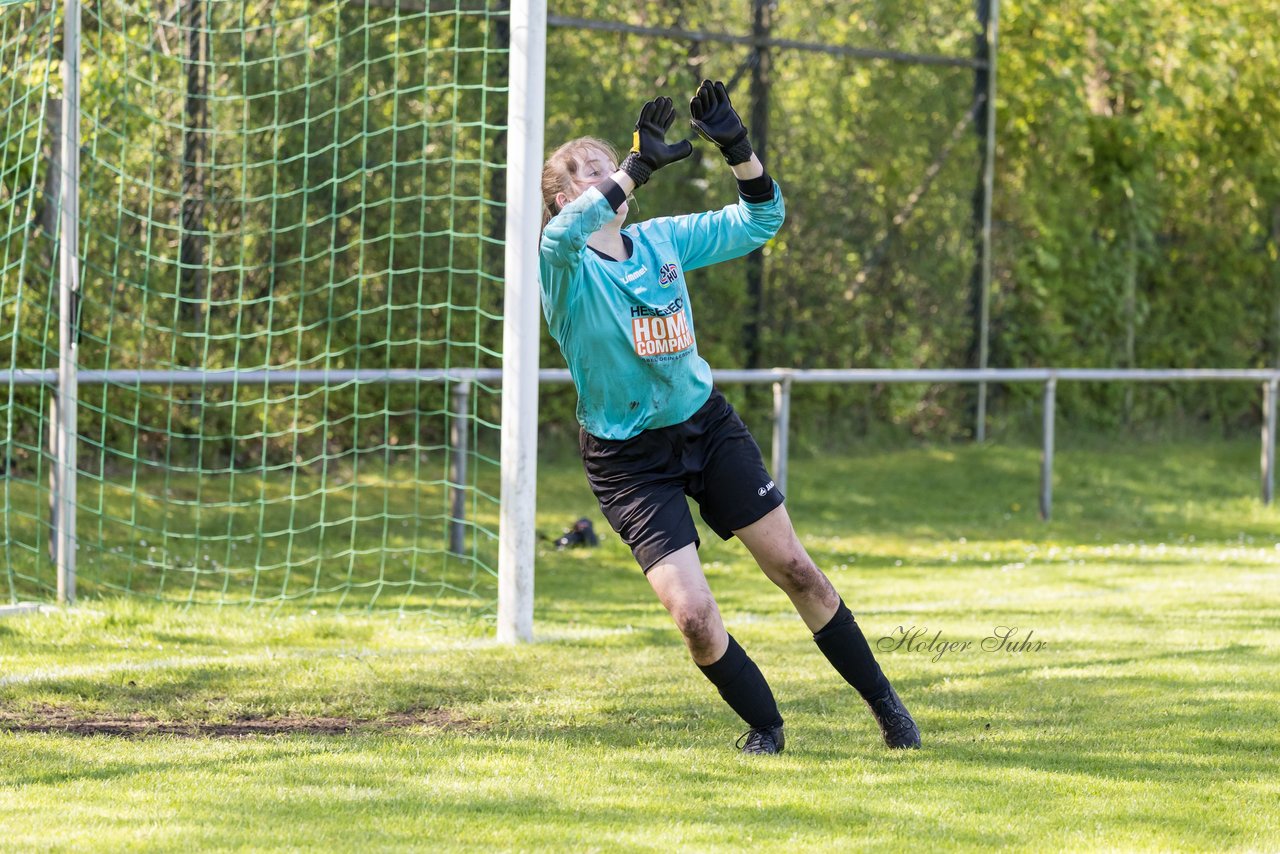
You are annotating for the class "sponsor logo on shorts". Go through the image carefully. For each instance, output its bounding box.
[758,480,776,497]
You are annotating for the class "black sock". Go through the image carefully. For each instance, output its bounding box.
[813,599,891,702]
[696,634,783,730]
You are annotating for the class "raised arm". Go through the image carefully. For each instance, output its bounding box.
[659,171,784,271]
[539,175,634,271]
[658,80,783,271]
[539,96,692,271]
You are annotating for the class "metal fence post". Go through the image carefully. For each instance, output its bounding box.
[1263,378,1277,506]
[771,374,791,496]
[1040,376,1056,520]
[47,393,58,565]
[974,0,1000,443]
[448,381,471,555]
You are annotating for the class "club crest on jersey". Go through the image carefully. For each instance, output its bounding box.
[658,263,679,287]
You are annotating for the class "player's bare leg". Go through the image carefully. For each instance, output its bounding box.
[646,544,727,665]
[647,544,785,753]
[735,505,921,748]
[731,504,840,631]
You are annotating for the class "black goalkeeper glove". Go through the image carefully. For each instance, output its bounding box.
[621,97,693,187]
[689,79,754,166]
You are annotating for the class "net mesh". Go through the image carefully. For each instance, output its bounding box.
[2,0,508,613]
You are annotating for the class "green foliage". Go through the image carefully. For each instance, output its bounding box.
[997,0,1280,429]
[3,0,1279,460]
[545,0,1280,437]
[543,0,981,433]
[3,0,508,472]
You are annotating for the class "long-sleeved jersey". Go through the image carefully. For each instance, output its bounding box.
[539,178,785,440]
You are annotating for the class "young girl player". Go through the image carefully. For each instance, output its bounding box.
[538,80,920,754]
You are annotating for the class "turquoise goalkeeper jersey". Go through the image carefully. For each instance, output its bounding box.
[539,180,785,440]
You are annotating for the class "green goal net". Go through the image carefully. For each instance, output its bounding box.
[2,0,510,614]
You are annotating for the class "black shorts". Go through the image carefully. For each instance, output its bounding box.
[579,388,785,572]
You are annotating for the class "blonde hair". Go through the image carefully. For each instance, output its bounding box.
[540,136,620,231]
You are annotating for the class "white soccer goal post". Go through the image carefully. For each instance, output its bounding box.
[497,0,546,643]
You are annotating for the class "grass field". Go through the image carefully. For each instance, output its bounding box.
[2,440,1279,851]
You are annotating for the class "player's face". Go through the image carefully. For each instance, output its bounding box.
[576,153,614,191]
[556,150,628,221]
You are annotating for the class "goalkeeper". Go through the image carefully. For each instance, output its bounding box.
[538,80,920,754]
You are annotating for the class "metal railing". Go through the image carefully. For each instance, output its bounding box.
[704,367,1280,516]
[6,366,1278,598]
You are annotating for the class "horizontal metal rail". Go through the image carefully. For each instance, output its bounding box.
[6,369,1277,538]
[6,367,1280,386]
[545,15,987,70]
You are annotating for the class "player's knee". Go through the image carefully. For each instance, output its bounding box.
[673,598,720,647]
[771,552,825,596]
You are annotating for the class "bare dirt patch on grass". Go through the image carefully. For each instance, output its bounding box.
[0,704,480,737]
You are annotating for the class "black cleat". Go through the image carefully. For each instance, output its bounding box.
[736,723,785,755]
[867,685,921,749]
